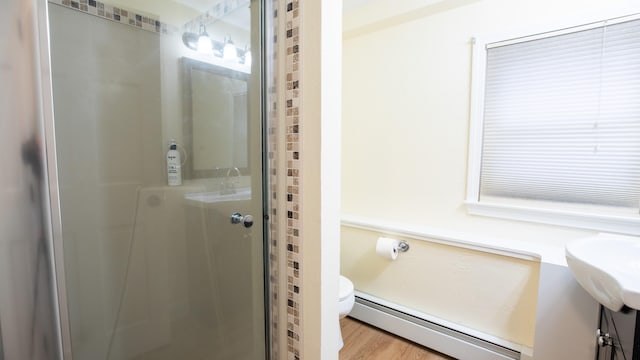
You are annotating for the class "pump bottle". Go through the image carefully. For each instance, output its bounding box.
[167,140,182,186]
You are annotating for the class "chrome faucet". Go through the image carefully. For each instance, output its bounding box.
[221,167,241,194]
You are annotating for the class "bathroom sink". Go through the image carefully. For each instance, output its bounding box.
[565,233,640,311]
[184,188,251,204]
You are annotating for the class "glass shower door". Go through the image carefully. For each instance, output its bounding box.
[46,0,265,359]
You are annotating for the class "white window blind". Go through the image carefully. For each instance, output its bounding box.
[479,18,640,213]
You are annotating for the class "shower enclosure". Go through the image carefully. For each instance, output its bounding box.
[40,0,268,358]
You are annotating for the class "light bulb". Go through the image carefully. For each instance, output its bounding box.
[197,34,213,54]
[223,39,238,61]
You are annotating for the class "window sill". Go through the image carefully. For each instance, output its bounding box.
[466,200,640,237]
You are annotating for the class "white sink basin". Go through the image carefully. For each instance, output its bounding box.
[565,233,640,311]
[184,188,251,204]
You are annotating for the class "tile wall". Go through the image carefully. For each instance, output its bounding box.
[268,0,304,358]
[284,1,302,358]
[50,0,165,33]
[267,0,281,357]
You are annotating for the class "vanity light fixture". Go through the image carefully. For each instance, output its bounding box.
[182,24,214,54]
[182,27,249,66]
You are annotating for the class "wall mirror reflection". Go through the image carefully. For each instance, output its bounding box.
[182,57,249,179]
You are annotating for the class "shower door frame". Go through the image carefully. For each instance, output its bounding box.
[36,0,74,358]
[34,0,271,358]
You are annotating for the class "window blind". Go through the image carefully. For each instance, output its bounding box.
[479,18,640,210]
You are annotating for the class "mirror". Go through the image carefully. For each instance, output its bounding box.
[182,57,249,179]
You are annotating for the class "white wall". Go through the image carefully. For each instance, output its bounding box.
[342,0,640,355]
[298,0,342,359]
[344,0,640,249]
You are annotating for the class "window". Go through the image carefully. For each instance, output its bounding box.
[467,15,640,235]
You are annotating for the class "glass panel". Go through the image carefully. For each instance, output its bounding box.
[0,1,61,359]
[47,0,264,359]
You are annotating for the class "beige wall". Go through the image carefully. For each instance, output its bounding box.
[342,0,640,350]
[341,226,540,347]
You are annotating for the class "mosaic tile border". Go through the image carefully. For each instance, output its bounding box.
[183,0,250,33]
[50,0,252,37]
[284,0,302,359]
[48,0,167,34]
[270,1,303,358]
[267,0,280,358]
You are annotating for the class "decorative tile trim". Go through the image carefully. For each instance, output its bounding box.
[268,1,303,358]
[267,0,280,358]
[183,0,250,33]
[50,0,252,37]
[48,0,167,34]
[284,0,302,359]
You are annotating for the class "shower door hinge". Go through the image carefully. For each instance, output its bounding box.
[597,329,614,348]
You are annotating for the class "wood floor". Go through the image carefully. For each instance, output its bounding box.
[339,317,456,360]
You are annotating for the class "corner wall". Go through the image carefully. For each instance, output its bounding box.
[270,1,342,359]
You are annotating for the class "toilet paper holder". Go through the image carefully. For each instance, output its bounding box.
[397,240,410,252]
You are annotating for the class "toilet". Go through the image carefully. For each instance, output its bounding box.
[338,275,355,350]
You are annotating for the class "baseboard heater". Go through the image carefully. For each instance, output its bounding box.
[350,294,522,360]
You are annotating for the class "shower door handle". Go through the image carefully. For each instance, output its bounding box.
[230,212,254,228]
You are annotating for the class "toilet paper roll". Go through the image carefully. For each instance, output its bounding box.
[376,237,399,260]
